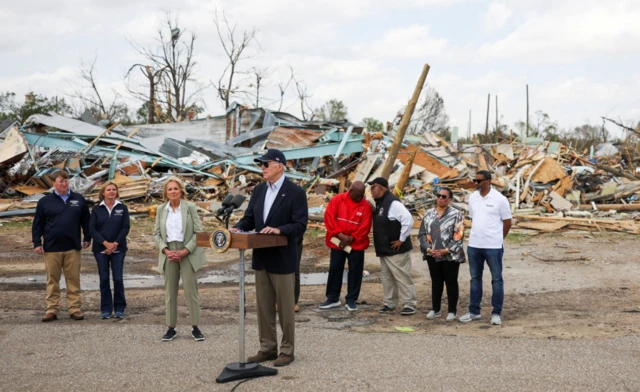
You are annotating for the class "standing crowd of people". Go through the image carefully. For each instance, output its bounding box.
[31,149,512,367]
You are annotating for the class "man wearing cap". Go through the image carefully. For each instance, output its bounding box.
[459,170,512,326]
[231,149,308,367]
[368,177,417,315]
[319,181,372,312]
[32,170,91,322]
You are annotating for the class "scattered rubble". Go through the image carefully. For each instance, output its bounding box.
[1,106,639,235]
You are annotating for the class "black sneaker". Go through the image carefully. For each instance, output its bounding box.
[400,307,416,316]
[192,327,205,341]
[379,305,394,314]
[162,328,177,342]
[345,301,358,312]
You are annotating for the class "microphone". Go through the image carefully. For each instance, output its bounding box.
[222,195,246,216]
[216,194,234,215]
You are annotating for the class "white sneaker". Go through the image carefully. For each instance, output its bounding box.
[446,313,456,322]
[426,310,441,320]
[459,312,482,323]
[491,314,502,325]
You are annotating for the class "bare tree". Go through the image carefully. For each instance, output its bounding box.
[276,66,295,112]
[125,64,167,124]
[69,56,129,122]
[128,12,204,122]
[284,66,315,120]
[241,66,270,108]
[211,8,258,110]
[407,85,449,135]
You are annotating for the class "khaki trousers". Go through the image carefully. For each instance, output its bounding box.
[164,242,200,326]
[379,251,417,310]
[44,250,82,314]
[255,269,295,356]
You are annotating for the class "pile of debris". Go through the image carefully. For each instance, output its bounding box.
[1,107,639,236]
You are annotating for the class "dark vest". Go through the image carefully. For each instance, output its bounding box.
[373,191,413,256]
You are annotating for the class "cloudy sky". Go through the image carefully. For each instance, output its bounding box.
[1,0,639,137]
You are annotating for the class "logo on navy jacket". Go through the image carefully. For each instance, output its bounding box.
[378,207,385,216]
[69,200,79,207]
[114,209,124,215]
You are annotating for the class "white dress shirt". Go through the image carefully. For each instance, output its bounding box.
[166,203,184,242]
[263,174,286,223]
[387,200,414,242]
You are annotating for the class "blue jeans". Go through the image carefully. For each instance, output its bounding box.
[467,246,503,315]
[93,252,127,314]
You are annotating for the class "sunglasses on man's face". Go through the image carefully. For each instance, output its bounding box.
[260,161,277,168]
[473,178,488,183]
[437,194,449,199]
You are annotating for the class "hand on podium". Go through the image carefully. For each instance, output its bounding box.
[259,226,281,235]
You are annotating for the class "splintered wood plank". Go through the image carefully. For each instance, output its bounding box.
[531,156,567,184]
[517,220,569,232]
[0,127,29,165]
[398,145,452,177]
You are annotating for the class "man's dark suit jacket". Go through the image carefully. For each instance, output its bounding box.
[234,177,308,274]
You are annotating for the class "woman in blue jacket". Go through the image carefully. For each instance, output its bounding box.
[89,181,130,319]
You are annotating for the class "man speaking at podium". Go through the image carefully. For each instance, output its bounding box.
[230,149,308,367]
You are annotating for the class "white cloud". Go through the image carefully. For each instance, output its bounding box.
[484,2,512,33]
[358,25,448,60]
[478,2,640,63]
[0,0,639,133]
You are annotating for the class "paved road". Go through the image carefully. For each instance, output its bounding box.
[2,321,638,391]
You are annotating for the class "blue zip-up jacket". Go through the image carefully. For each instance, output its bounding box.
[32,191,91,252]
[89,201,130,253]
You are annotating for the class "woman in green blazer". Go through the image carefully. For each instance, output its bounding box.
[154,176,207,342]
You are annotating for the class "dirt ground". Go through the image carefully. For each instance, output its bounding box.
[1,215,639,341]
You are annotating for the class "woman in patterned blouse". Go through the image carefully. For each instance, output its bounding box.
[418,187,466,322]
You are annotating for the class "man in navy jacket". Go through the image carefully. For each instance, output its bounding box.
[32,170,91,322]
[231,149,308,367]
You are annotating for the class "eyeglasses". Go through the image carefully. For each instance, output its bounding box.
[260,161,275,168]
[437,194,449,199]
[473,178,488,183]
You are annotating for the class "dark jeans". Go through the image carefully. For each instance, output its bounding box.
[325,249,365,303]
[467,246,504,315]
[93,252,127,314]
[426,257,460,313]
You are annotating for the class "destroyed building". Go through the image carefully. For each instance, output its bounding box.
[1,104,639,236]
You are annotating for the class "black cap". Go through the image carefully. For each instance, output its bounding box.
[368,177,389,188]
[254,149,287,165]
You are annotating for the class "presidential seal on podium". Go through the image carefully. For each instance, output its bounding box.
[210,228,231,253]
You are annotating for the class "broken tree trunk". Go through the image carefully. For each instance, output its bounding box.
[570,152,640,181]
[578,204,640,211]
[392,149,417,196]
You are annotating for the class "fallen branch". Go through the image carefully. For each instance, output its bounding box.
[526,253,589,262]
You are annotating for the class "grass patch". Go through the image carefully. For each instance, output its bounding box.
[506,232,528,243]
[0,218,33,231]
[305,228,325,239]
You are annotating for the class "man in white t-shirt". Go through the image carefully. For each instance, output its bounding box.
[459,170,512,326]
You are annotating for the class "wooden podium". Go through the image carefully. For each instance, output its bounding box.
[196,232,288,383]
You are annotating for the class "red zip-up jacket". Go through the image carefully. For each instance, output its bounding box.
[324,192,373,251]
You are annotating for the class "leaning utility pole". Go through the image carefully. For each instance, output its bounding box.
[380,63,430,180]
[485,93,490,136]
[526,84,529,138]
[495,95,499,133]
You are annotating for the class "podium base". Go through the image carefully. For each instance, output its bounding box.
[215,362,278,383]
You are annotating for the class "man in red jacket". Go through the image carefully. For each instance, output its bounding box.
[319,181,373,311]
